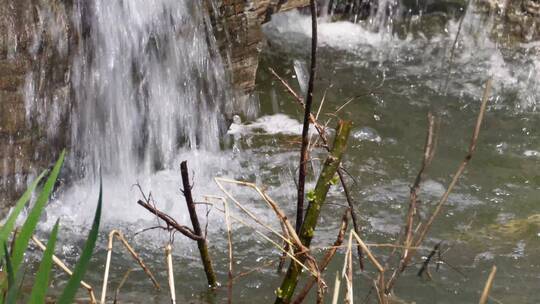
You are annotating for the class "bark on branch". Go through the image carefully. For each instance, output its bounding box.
[275,120,352,304]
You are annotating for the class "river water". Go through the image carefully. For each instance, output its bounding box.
[21,2,540,303]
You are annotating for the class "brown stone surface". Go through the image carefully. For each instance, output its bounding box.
[208,0,309,94]
[0,0,71,213]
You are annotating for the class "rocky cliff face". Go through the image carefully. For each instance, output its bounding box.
[208,0,309,94]
[0,0,72,210]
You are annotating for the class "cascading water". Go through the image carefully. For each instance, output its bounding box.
[69,0,230,180]
[18,0,247,227]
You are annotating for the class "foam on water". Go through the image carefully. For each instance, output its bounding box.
[263,8,540,111]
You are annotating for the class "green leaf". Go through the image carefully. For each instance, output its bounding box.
[28,220,60,303]
[57,177,102,304]
[0,170,47,262]
[3,244,14,302]
[11,150,65,274]
[307,190,316,202]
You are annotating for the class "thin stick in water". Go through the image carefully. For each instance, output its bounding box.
[165,243,176,304]
[479,266,497,304]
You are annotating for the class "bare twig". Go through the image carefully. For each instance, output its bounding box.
[414,78,491,248]
[351,231,387,304]
[385,113,436,291]
[296,0,319,232]
[385,78,491,295]
[417,242,442,278]
[137,199,203,241]
[203,195,317,277]
[180,161,217,288]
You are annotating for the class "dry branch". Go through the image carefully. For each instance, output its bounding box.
[223,198,234,304]
[136,199,203,241]
[385,78,492,295]
[180,161,217,288]
[385,113,436,290]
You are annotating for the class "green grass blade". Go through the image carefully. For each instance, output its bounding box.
[0,171,47,262]
[10,150,65,274]
[28,220,60,304]
[3,242,17,304]
[57,178,102,304]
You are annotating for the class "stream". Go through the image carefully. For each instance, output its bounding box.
[18,1,540,303]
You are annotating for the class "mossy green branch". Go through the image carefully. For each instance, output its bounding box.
[275,120,352,304]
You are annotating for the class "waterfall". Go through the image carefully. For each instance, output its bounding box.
[69,0,231,181]
[18,0,239,225]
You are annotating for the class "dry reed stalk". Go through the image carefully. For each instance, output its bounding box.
[31,235,97,303]
[165,243,176,304]
[331,271,342,304]
[479,266,497,304]
[215,178,304,250]
[203,195,317,277]
[113,268,134,304]
[342,232,354,304]
[100,230,160,304]
[223,198,234,304]
[351,231,387,304]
